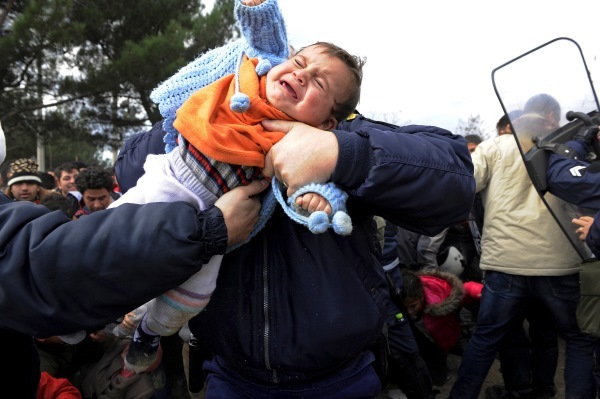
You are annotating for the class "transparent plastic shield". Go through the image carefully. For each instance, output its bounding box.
[492,37,599,260]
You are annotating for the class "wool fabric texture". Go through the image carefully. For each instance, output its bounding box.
[272,180,353,236]
[150,0,289,153]
[174,57,292,168]
[7,158,42,186]
[108,0,356,375]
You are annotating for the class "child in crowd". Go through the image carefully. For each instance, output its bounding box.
[402,269,483,386]
[110,0,364,379]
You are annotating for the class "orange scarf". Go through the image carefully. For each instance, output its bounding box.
[174,57,293,168]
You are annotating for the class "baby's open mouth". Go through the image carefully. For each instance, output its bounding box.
[281,81,297,99]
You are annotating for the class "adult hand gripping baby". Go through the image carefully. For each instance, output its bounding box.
[215,179,269,245]
[262,119,338,196]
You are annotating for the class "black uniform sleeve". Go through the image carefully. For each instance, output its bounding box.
[0,201,227,337]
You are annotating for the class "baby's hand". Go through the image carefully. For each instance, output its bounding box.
[118,312,138,335]
[241,0,266,6]
[296,193,332,215]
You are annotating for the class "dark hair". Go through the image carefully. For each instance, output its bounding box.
[38,172,57,190]
[400,270,424,301]
[496,114,510,132]
[464,134,482,145]
[41,192,76,219]
[54,162,80,180]
[75,167,113,194]
[297,42,365,123]
[72,161,88,170]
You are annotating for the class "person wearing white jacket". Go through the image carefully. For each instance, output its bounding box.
[450,95,597,399]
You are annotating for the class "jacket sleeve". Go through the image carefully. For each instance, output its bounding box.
[586,212,600,258]
[417,230,447,269]
[114,121,166,194]
[332,115,475,236]
[0,200,227,337]
[546,140,600,209]
[37,371,82,399]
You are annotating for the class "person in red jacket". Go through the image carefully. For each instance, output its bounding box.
[402,269,483,386]
[37,371,82,399]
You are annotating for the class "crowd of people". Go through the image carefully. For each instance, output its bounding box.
[2,1,600,399]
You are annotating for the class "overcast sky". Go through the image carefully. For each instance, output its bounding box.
[208,0,600,136]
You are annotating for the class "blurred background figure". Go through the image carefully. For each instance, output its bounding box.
[3,158,52,203]
[465,134,482,154]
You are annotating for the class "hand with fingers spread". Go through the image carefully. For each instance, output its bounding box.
[262,119,338,196]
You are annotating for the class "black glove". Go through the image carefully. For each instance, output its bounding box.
[573,125,599,145]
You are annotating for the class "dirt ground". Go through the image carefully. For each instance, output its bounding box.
[380,339,566,399]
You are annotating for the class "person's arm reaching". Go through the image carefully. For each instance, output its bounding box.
[546,140,600,209]
[0,179,268,337]
[262,116,475,235]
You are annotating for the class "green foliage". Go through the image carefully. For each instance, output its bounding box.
[0,0,236,170]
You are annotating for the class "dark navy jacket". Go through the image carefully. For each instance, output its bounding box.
[0,197,228,337]
[547,140,600,208]
[115,114,475,383]
[114,121,166,194]
[547,139,600,257]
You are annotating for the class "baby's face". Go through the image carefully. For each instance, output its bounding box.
[265,45,354,131]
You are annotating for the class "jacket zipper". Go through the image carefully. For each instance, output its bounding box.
[262,235,278,382]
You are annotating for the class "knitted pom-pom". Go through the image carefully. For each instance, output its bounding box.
[230,93,250,113]
[164,131,178,153]
[255,59,273,77]
[332,211,353,236]
[308,211,330,234]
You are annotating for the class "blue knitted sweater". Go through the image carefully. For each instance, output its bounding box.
[150,0,353,241]
[150,0,289,153]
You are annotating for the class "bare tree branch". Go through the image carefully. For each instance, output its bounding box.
[1,92,100,120]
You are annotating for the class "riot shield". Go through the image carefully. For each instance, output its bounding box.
[492,37,599,261]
